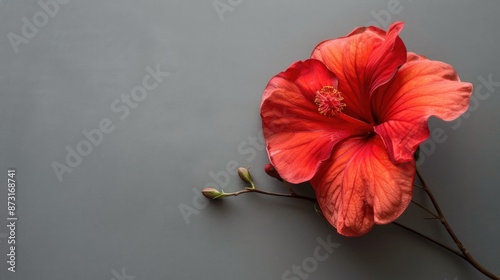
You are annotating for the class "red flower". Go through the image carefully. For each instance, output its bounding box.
[260,22,472,236]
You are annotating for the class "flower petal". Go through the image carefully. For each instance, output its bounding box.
[311,136,415,236]
[373,52,473,163]
[311,22,407,123]
[262,59,337,103]
[261,60,371,183]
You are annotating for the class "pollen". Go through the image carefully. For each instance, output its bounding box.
[314,86,346,117]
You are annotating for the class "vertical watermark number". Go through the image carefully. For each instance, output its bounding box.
[6,169,17,272]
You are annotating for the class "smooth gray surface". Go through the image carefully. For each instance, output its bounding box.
[1,0,499,279]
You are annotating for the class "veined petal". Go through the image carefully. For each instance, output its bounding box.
[373,52,473,163]
[261,60,371,183]
[311,22,407,123]
[311,136,415,236]
[365,22,407,94]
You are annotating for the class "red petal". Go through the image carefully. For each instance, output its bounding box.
[311,136,415,236]
[373,52,473,163]
[365,22,407,94]
[261,60,371,183]
[311,22,407,123]
[262,59,337,102]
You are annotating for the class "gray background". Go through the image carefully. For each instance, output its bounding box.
[0,0,499,279]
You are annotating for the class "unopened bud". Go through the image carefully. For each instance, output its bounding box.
[264,164,283,182]
[202,187,224,200]
[237,167,253,184]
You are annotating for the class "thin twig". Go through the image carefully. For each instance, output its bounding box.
[392,221,465,260]
[416,169,499,280]
[411,200,439,219]
[224,188,317,202]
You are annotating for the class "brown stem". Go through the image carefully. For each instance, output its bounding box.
[392,221,465,260]
[416,169,499,280]
[411,200,439,219]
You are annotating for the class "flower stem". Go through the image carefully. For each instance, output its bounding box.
[416,168,499,280]
[410,200,439,219]
[222,187,317,202]
[391,221,465,260]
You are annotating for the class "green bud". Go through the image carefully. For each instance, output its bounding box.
[237,167,254,186]
[202,187,224,200]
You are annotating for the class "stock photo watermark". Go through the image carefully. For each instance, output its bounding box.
[51,64,170,182]
[111,267,135,280]
[213,0,242,21]
[7,0,72,54]
[6,169,17,272]
[282,234,340,280]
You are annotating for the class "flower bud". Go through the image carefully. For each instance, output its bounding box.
[264,164,283,182]
[202,187,224,200]
[237,167,254,185]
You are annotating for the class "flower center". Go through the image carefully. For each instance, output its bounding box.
[314,86,346,117]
